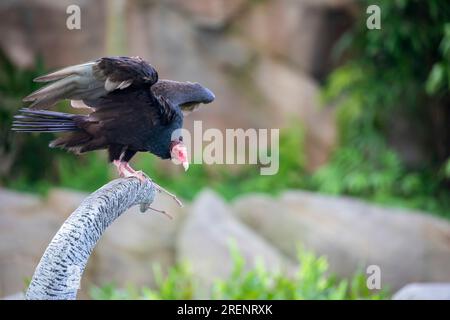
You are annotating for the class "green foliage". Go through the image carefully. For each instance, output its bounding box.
[144,263,196,299]
[90,245,388,300]
[57,152,110,192]
[310,145,450,216]
[443,158,450,179]
[210,243,353,300]
[315,0,450,216]
[0,52,55,190]
[212,243,387,300]
[426,22,450,95]
[90,283,142,300]
[90,263,195,300]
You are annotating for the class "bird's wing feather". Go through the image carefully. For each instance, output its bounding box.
[151,80,215,116]
[89,88,177,125]
[23,56,158,110]
[83,89,179,149]
[93,56,158,89]
[154,95,178,124]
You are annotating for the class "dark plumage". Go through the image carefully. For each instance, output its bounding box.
[12,56,215,180]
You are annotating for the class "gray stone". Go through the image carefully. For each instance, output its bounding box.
[177,189,296,297]
[232,191,450,291]
[254,59,321,121]
[168,0,247,29]
[0,0,107,68]
[302,0,356,9]
[393,283,450,300]
[2,292,25,300]
[238,0,354,78]
[0,188,43,215]
[45,188,88,217]
[253,58,337,170]
[0,189,64,297]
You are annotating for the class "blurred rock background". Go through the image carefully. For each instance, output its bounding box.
[0,0,449,299]
[1,186,450,298]
[0,0,353,170]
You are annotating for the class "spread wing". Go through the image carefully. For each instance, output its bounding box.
[151,80,215,116]
[23,56,158,110]
[87,88,178,127]
[77,88,180,150]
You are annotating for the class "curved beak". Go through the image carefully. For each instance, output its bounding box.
[182,161,189,171]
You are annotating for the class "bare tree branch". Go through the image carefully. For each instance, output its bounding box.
[26,178,156,300]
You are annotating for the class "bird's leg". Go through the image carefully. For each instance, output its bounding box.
[113,160,147,183]
[123,163,147,183]
[113,160,128,177]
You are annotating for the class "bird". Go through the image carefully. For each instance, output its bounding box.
[11,56,215,182]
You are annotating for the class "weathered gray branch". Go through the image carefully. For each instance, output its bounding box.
[26,178,156,300]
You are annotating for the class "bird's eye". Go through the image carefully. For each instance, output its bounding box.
[179,136,183,142]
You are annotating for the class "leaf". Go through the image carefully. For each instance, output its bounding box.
[443,158,450,179]
[426,63,445,95]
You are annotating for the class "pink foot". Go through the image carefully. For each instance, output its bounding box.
[113,160,147,183]
[113,160,127,177]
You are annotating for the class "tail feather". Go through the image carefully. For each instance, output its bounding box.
[16,108,78,119]
[12,108,95,153]
[13,115,73,123]
[13,121,76,126]
[12,108,79,133]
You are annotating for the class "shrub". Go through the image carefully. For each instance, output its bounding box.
[90,245,388,300]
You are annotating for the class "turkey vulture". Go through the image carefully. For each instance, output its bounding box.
[12,56,215,182]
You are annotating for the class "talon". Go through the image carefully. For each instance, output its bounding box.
[113,161,147,182]
[125,170,147,183]
[112,160,182,208]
